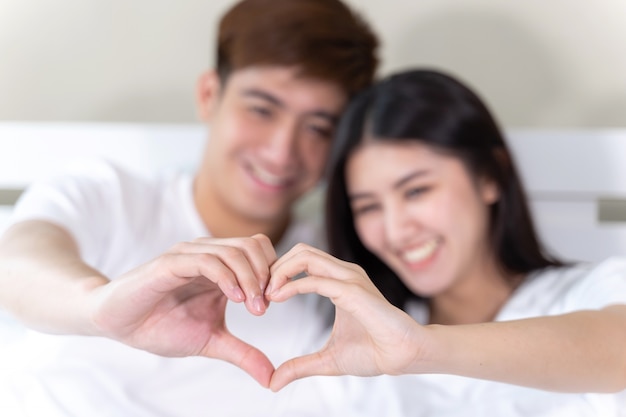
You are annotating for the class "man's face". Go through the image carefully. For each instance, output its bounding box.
[196,66,348,223]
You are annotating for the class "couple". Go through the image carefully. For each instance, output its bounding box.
[1,0,625,415]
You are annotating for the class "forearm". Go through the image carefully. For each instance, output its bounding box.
[0,220,108,335]
[416,307,626,393]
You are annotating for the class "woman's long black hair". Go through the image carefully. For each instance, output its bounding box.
[325,68,564,309]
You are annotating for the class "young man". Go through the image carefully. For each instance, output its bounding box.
[0,0,378,414]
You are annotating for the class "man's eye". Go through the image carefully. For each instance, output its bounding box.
[250,106,273,118]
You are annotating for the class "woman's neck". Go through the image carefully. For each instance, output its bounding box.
[428,262,523,326]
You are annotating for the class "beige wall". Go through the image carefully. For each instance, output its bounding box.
[1,0,626,127]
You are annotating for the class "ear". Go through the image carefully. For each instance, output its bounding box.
[480,177,500,205]
[196,70,222,122]
[480,146,511,205]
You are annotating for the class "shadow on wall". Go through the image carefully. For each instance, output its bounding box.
[385,8,569,127]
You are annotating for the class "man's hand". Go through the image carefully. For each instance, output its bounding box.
[88,234,277,387]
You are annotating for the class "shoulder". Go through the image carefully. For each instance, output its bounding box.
[21,157,150,195]
[55,158,194,222]
[62,158,156,193]
[559,256,626,308]
[12,157,190,234]
[500,257,626,319]
[14,159,152,217]
[534,257,626,293]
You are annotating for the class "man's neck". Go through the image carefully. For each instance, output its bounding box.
[193,181,291,245]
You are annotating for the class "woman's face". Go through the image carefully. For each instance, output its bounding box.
[346,140,499,298]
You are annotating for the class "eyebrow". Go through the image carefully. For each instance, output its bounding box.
[349,169,430,201]
[393,170,429,189]
[241,88,340,124]
[242,88,283,107]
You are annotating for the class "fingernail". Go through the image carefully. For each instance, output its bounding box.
[264,283,272,296]
[253,296,265,313]
[232,287,245,302]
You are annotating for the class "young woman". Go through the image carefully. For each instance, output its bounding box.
[266,69,626,415]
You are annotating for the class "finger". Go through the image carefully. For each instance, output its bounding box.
[269,351,336,392]
[250,234,278,269]
[152,250,265,311]
[273,243,363,281]
[208,332,276,388]
[268,247,364,298]
[240,234,276,297]
[170,241,267,315]
[268,274,389,326]
[267,275,348,303]
[270,243,332,274]
[188,235,277,285]
[187,236,276,314]
[198,249,268,315]
[159,252,249,304]
[106,253,244,310]
[266,243,335,295]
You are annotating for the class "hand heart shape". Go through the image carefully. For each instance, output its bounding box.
[263,243,422,391]
[89,238,419,392]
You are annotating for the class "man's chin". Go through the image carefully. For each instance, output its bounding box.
[234,198,291,220]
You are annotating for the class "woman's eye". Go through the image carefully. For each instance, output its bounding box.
[307,125,333,139]
[352,204,379,216]
[406,186,429,198]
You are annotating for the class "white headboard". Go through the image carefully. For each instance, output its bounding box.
[0,121,206,233]
[2,123,626,263]
[507,129,626,263]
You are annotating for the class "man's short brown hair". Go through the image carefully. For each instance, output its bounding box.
[216,0,379,96]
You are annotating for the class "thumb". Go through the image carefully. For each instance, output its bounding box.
[207,331,275,388]
[269,351,335,392]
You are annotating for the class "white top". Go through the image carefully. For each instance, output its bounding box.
[355,258,626,417]
[0,159,354,417]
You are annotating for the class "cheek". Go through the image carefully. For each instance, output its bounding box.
[440,190,490,246]
[207,118,242,157]
[301,140,331,174]
[430,196,457,229]
[354,216,384,254]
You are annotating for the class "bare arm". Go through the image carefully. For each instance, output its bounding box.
[267,244,626,393]
[419,305,626,393]
[0,220,279,387]
[0,220,106,334]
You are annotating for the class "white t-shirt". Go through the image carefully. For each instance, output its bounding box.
[3,159,626,416]
[0,159,352,417]
[353,258,626,417]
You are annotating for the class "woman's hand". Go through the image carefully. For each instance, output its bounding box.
[266,243,425,391]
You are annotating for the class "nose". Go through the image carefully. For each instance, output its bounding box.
[259,120,299,171]
[383,199,415,246]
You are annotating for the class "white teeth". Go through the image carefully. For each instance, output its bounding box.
[402,239,439,263]
[251,165,287,187]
